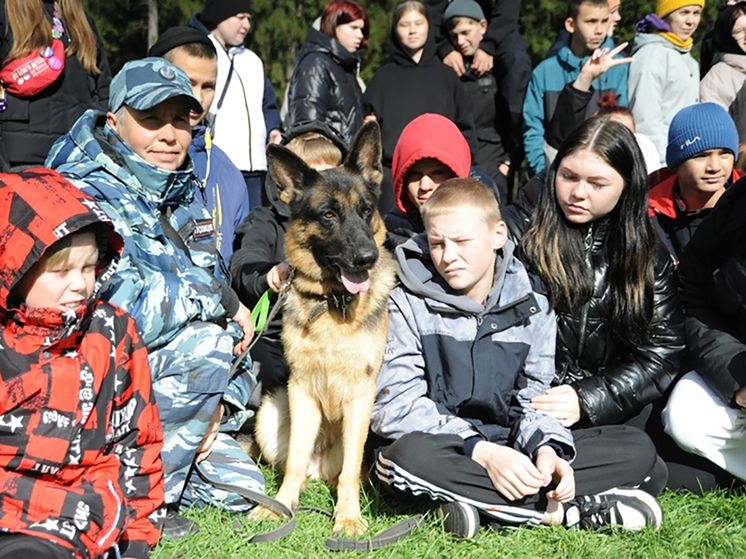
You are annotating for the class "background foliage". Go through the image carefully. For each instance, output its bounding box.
[83,0,729,103]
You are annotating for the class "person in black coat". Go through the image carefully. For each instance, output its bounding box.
[0,0,111,170]
[507,118,686,495]
[230,122,345,397]
[364,0,476,213]
[285,0,368,149]
[662,172,746,489]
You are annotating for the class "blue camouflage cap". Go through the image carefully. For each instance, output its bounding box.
[109,57,202,114]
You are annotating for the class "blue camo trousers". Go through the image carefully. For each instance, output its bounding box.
[148,322,263,508]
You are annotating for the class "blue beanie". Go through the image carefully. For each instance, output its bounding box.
[666,103,739,169]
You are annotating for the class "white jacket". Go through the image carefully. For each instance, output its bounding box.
[629,33,700,161]
[208,35,267,172]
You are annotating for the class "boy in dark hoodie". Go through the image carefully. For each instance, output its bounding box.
[371,178,664,537]
[443,0,511,202]
[0,170,164,558]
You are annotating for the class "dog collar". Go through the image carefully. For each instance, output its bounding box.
[306,292,356,323]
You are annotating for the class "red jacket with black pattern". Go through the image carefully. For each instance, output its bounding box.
[0,169,164,558]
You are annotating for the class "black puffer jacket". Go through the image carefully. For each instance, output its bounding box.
[0,0,111,169]
[505,179,686,426]
[286,28,363,148]
[554,223,685,426]
[678,175,746,405]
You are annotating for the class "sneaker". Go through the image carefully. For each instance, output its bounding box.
[162,508,200,540]
[436,501,481,538]
[564,488,663,531]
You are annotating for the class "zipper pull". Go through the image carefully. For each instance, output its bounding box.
[584,225,593,251]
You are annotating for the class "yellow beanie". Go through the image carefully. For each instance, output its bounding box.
[656,0,705,18]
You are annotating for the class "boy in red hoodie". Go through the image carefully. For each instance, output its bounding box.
[0,170,164,558]
[384,113,472,248]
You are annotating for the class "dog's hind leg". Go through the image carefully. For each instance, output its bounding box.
[332,385,376,536]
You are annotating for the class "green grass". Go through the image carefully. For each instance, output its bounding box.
[153,465,746,558]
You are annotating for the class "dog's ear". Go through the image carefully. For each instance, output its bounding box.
[344,121,383,192]
[267,144,320,205]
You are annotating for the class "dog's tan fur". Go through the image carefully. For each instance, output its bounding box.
[251,123,396,536]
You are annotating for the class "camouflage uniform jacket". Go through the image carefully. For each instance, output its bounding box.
[0,169,164,559]
[46,110,238,350]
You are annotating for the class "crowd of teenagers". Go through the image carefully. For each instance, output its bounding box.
[3,0,746,556]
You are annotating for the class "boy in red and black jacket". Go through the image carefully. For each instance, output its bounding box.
[0,169,164,558]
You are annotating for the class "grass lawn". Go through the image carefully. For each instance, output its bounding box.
[153,465,746,558]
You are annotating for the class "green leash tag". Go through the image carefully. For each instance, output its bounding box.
[252,290,272,333]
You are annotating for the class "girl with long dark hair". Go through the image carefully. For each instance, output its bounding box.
[0,0,111,169]
[520,117,684,433]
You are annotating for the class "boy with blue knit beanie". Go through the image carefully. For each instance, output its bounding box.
[648,102,741,263]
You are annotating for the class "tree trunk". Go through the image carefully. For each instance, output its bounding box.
[147,0,159,50]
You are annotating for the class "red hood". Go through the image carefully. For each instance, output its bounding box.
[0,169,123,314]
[648,169,743,218]
[391,114,471,215]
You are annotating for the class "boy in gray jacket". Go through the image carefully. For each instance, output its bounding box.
[370,178,665,536]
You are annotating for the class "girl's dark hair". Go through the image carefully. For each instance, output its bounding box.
[320,0,370,47]
[521,117,657,344]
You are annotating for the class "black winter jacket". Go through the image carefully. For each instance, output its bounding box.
[678,175,746,405]
[363,30,476,167]
[286,28,363,148]
[0,0,111,168]
[505,179,686,426]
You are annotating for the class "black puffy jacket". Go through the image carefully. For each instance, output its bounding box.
[553,223,685,426]
[0,0,110,169]
[505,180,686,426]
[678,175,746,405]
[286,28,363,147]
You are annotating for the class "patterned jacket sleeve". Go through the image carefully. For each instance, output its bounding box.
[113,313,165,558]
[92,196,228,349]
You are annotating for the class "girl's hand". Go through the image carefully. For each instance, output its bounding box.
[443,50,465,76]
[472,441,547,501]
[531,384,581,427]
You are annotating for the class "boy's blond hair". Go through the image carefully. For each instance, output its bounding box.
[285,132,343,170]
[40,225,102,270]
[420,177,501,226]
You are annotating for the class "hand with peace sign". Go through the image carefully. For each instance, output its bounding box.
[573,42,633,92]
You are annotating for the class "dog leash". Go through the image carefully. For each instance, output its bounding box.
[196,463,424,550]
[229,269,295,378]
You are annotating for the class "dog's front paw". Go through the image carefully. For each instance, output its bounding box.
[248,505,282,522]
[333,514,368,537]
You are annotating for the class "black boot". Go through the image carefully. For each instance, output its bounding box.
[162,507,200,540]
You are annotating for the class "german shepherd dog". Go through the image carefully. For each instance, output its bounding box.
[251,122,396,536]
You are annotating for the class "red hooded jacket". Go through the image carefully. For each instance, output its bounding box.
[0,170,164,558]
[385,114,471,247]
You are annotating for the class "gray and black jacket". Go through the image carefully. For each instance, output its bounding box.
[371,235,575,460]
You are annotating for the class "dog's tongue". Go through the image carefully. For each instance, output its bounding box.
[341,270,371,294]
